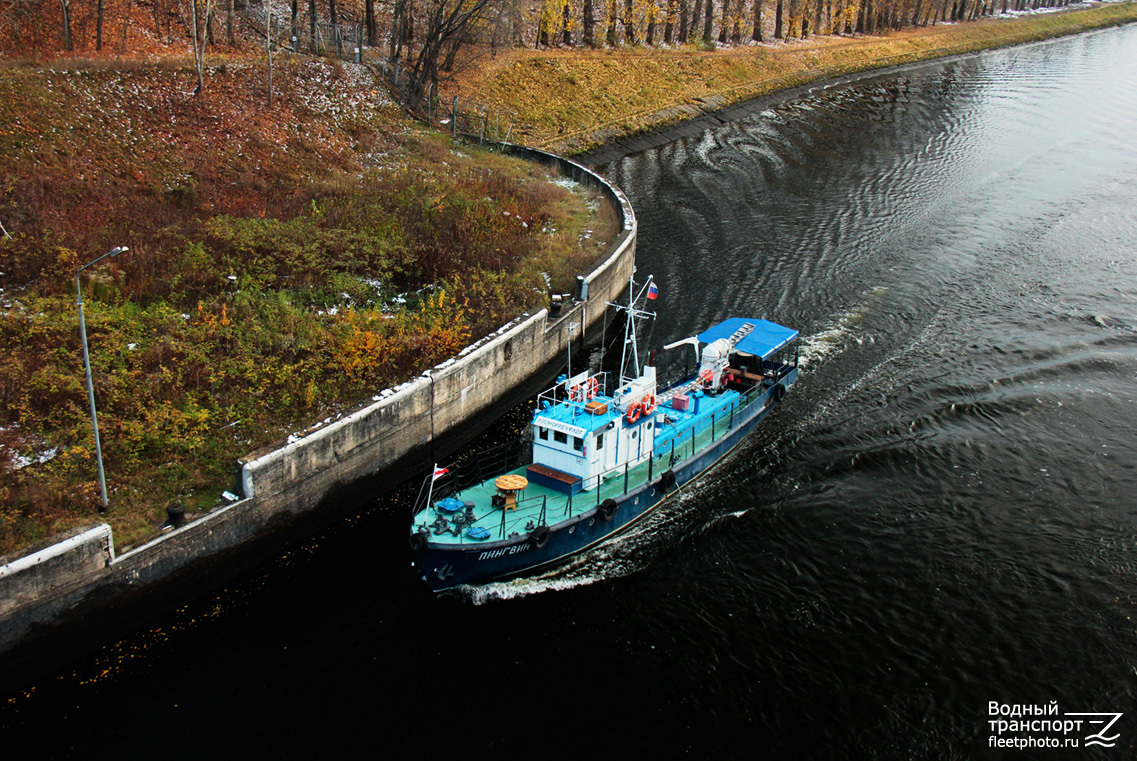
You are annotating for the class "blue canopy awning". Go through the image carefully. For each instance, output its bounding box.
[696,318,799,360]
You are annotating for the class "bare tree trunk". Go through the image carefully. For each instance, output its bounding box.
[584,0,596,46]
[309,0,318,52]
[646,1,656,44]
[60,0,73,50]
[404,0,495,105]
[679,0,690,41]
[665,0,677,42]
[97,0,105,50]
[562,0,572,44]
[752,0,763,39]
[607,0,618,44]
[152,0,162,40]
[267,4,274,107]
[329,0,340,55]
[625,0,637,43]
[703,0,714,44]
[291,0,299,48]
[190,0,214,95]
[205,2,215,44]
[391,0,402,58]
[366,0,377,45]
[227,0,235,45]
[718,0,729,42]
[774,0,783,38]
[404,0,416,55]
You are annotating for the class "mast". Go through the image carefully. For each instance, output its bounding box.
[609,270,656,385]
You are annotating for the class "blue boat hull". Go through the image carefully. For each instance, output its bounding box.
[411,371,796,591]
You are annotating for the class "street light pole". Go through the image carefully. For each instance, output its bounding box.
[77,245,128,511]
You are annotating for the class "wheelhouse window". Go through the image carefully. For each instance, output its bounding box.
[538,427,549,440]
[573,436,583,452]
[554,430,568,445]
[596,433,604,450]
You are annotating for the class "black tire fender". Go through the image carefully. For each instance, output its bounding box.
[598,498,618,522]
[772,383,786,402]
[657,469,677,493]
[529,525,551,549]
[409,532,427,552]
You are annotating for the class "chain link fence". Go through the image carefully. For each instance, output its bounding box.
[373,58,522,144]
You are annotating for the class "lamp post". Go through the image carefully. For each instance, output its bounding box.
[77,245,128,511]
[565,321,579,378]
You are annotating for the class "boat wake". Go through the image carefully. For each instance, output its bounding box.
[798,286,887,370]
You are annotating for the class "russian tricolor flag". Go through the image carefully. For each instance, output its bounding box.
[647,282,659,300]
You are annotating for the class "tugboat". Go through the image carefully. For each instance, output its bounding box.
[409,274,799,591]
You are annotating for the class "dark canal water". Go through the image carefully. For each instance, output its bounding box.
[5,25,1137,760]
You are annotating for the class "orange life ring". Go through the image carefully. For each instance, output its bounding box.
[641,393,657,415]
[586,377,599,399]
[625,402,642,424]
[569,384,583,402]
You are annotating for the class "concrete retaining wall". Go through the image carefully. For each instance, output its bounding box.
[0,147,636,658]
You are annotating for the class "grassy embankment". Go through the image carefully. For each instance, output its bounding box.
[0,58,617,555]
[452,1,1137,154]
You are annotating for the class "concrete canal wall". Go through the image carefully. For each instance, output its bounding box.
[0,146,637,660]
